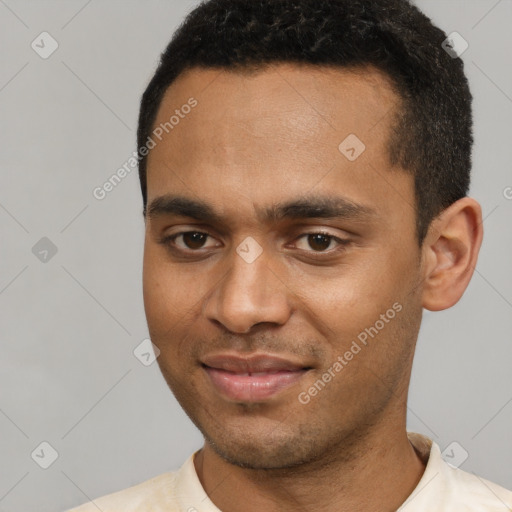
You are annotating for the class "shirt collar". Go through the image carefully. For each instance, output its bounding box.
[173,431,440,512]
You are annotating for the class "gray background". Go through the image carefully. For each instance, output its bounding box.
[0,1,511,511]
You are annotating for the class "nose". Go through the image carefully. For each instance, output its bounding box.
[203,242,292,334]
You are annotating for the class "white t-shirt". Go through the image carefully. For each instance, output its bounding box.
[66,432,512,511]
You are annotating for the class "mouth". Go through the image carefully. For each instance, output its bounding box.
[201,353,313,402]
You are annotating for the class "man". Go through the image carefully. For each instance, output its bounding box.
[67,0,512,510]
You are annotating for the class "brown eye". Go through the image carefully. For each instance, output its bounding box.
[306,233,333,252]
[294,232,346,253]
[181,232,208,249]
[162,231,220,252]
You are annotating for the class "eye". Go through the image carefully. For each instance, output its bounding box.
[159,230,350,257]
[293,232,349,253]
[161,231,219,251]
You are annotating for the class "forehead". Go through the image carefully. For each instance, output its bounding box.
[150,63,400,155]
[145,63,412,228]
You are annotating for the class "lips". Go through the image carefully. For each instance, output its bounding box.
[201,353,312,401]
[202,353,308,373]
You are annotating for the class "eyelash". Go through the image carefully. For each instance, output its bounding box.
[158,230,350,258]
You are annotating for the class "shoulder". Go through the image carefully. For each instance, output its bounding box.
[441,465,512,511]
[65,471,178,512]
[403,432,512,511]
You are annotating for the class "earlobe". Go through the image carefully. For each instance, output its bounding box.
[421,197,483,311]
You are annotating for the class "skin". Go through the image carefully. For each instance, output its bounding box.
[142,63,483,512]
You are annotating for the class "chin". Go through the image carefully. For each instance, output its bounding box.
[208,439,310,470]
[201,420,325,470]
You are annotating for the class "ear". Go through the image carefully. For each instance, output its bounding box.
[421,197,483,311]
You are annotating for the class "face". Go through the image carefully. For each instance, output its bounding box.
[143,64,426,470]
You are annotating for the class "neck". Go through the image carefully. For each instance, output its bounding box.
[194,422,426,512]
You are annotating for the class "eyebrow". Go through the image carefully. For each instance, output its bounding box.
[145,193,376,224]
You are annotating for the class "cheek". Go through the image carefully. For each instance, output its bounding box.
[142,245,193,334]
[142,243,222,365]
[143,265,193,371]
[298,250,417,352]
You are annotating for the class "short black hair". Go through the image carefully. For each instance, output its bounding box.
[137,0,473,244]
